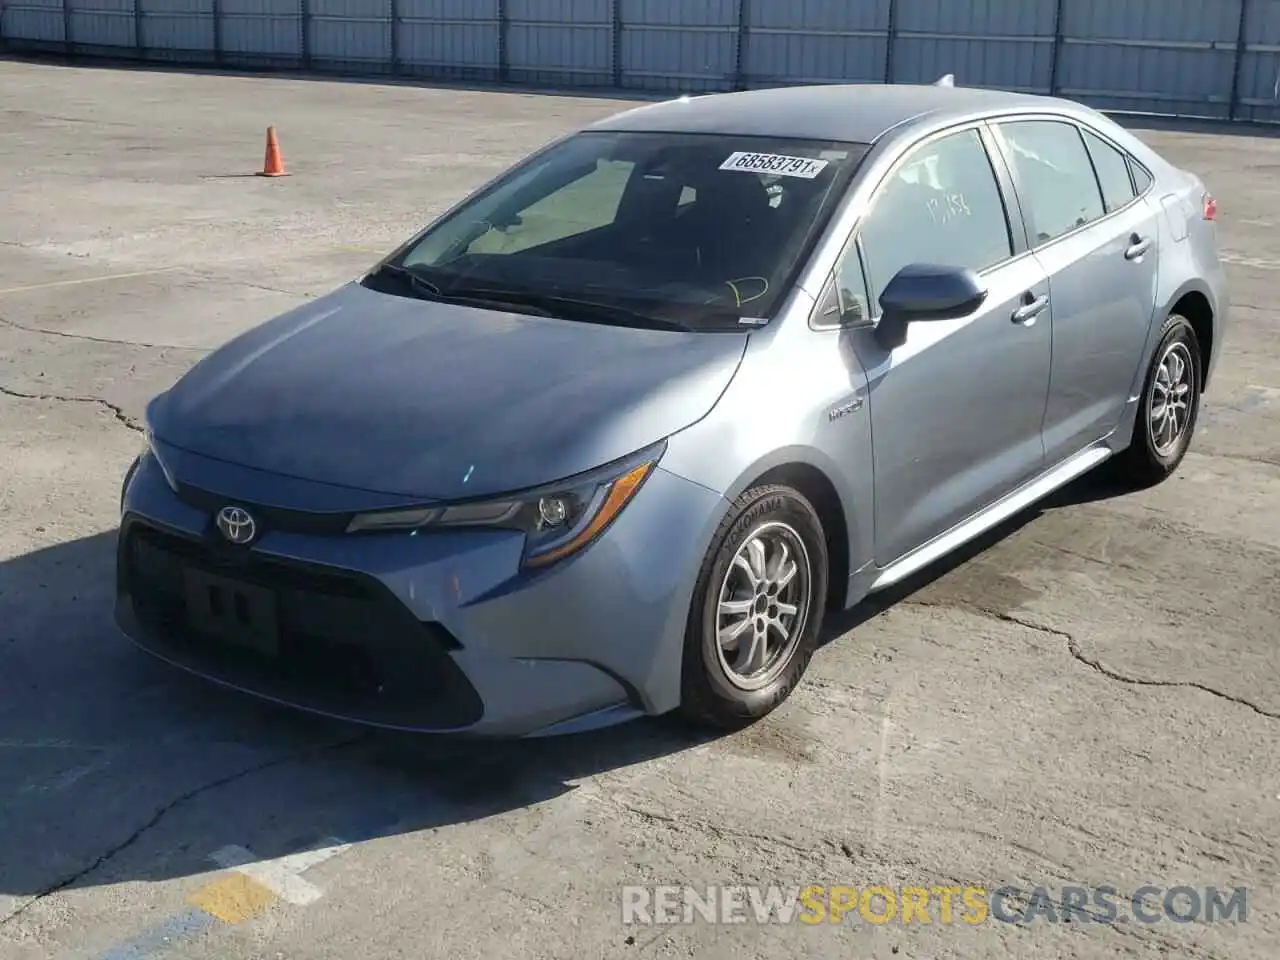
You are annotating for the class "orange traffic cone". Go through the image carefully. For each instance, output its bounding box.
[257,126,287,177]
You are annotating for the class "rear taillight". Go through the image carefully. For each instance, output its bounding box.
[1203,193,1217,220]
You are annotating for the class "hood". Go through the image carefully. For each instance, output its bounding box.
[148,282,748,501]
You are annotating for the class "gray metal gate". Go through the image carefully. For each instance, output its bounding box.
[4,0,1280,123]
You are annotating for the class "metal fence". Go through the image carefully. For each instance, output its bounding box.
[4,0,1280,124]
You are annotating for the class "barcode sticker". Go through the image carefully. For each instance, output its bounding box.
[719,152,829,179]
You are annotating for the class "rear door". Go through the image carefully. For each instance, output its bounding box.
[989,118,1161,465]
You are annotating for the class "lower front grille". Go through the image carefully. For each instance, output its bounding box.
[118,517,483,729]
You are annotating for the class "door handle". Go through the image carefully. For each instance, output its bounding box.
[1125,234,1152,260]
[1011,293,1049,325]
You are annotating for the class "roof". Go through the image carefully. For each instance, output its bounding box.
[589,83,1068,145]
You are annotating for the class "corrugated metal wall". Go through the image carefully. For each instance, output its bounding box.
[2,0,1277,122]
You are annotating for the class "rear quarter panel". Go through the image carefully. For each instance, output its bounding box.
[1064,108,1227,399]
[1146,160,1228,394]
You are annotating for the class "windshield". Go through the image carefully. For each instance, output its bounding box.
[375,130,869,330]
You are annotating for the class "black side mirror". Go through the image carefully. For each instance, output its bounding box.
[874,263,988,350]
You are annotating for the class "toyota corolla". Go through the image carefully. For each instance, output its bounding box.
[117,79,1227,736]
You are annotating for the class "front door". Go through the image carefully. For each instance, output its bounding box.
[990,118,1162,464]
[848,126,1053,565]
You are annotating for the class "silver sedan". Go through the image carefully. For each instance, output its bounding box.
[117,78,1227,736]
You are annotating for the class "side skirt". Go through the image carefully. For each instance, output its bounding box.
[866,443,1114,594]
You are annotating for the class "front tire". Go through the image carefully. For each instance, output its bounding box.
[678,484,828,730]
[1115,313,1202,489]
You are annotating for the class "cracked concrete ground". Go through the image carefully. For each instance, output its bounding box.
[1,59,1278,960]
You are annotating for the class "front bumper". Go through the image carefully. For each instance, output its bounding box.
[115,450,727,737]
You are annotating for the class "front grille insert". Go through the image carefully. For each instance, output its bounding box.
[173,482,357,536]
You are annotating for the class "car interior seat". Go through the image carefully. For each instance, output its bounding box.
[672,171,779,281]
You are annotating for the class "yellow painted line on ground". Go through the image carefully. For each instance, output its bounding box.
[186,873,279,924]
[0,267,185,296]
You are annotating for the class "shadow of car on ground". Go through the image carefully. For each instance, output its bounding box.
[0,466,1125,909]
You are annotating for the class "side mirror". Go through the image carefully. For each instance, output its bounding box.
[874,263,988,349]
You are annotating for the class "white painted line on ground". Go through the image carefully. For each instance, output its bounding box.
[209,837,353,906]
[0,738,107,749]
[19,755,112,795]
[1220,251,1280,270]
[0,267,184,296]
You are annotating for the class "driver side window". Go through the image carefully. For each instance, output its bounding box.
[858,128,1014,312]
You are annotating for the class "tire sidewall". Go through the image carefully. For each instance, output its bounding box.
[692,487,828,717]
[1140,315,1202,470]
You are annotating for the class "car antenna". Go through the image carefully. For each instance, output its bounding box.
[933,73,956,87]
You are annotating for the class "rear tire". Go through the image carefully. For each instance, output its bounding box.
[1114,313,1202,489]
[677,484,828,731]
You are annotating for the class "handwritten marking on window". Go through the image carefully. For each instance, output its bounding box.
[926,193,971,224]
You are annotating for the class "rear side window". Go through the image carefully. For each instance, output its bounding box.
[858,128,1013,307]
[998,120,1106,245]
[1131,161,1153,194]
[1081,128,1136,213]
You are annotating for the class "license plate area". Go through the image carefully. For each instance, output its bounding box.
[182,568,280,658]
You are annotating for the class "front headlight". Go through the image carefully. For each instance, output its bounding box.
[345,442,665,569]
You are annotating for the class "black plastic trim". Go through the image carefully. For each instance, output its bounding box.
[116,516,482,730]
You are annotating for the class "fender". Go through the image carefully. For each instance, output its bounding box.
[714,444,872,613]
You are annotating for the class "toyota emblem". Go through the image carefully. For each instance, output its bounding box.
[216,506,257,545]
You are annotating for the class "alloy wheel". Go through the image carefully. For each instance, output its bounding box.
[1149,341,1195,457]
[714,521,813,692]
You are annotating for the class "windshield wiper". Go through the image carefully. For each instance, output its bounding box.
[369,265,560,315]
[369,263,445,299]
[444,286,693,332]
[371,269,696,330]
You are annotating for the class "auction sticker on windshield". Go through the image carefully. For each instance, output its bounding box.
[720,152,829,179]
